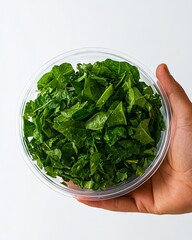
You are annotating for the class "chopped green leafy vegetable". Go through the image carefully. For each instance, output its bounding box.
[23,59,165,190]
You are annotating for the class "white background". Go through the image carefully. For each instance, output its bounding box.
[1,0,192,239]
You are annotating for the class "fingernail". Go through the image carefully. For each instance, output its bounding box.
[164,64,170,74]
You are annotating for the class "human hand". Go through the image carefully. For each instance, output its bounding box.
[78,64,192,214]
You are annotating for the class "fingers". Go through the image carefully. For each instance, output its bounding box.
[156,64,192,119]
[77,196,139,212]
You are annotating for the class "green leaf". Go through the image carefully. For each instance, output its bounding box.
[45,166,58,178]
[59,63,75,76]
[23,119,35,137]
[92,61,113,78]
[72,104,95,121]
[83,76,101,102]
[62,142,77,156]
[104,126,126,146]
[104,58,140,81]
[90,74,108,86]
[107,101,127,127]
[53,120,86,148]
[132,119,155,145]
[85,112,109,131]
[90,152,102,176]
[37,72,53,90]
[61,101,87,119]
[96,84,114,108]
[23,100,35,118]
[136,166,144,176]
[143,147,156,155]
[46,148,62,161]
[115,170,128,182]
[84,180,95,189]
[127,87,152,112]
[71,154,89,176]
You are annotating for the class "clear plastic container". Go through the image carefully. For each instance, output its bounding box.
[18,48,171,200]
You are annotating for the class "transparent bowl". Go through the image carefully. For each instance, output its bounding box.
[18,48,171,201]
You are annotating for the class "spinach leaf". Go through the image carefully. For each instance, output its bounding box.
[83,76,101,101]
[132,119,155,145]
[90,152,102,176]
[96,84,114,108]
[127,87,152,112]
[85,112,109,131]
[107,101,127,127]
[104,126,127,146]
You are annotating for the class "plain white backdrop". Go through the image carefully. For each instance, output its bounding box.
[1,0,192,239]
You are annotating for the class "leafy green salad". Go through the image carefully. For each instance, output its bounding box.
[23,59,165,190]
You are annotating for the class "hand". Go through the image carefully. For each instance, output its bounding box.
[78,64,192,214]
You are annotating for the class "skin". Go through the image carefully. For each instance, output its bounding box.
[77,64,192,214]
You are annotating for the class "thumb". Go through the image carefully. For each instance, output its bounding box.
[156,64,192,119]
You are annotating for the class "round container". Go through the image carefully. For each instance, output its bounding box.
[18,48,171,201]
